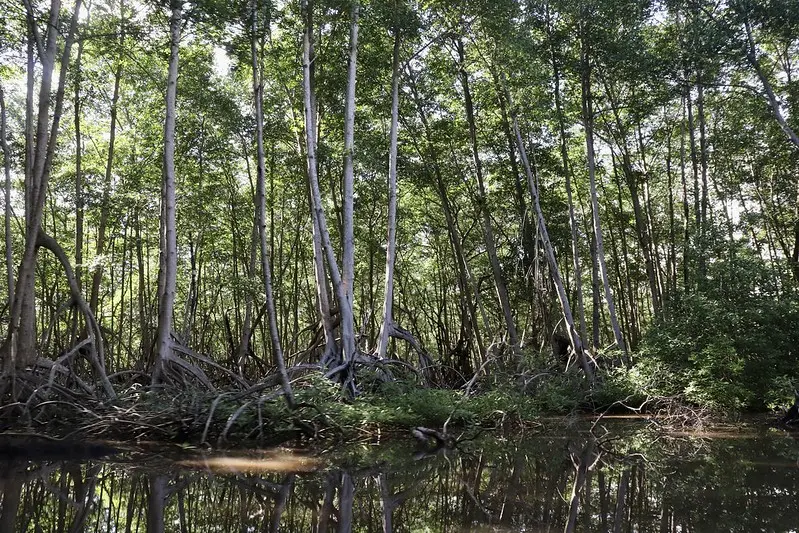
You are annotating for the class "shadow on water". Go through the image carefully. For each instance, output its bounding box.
[0,420,798,532]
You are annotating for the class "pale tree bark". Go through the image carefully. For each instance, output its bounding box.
[302,0,356,387]
[235,221,258,371]
[152,2,181,385]
[743,19,799,151]
[580,28,627,358]
[374,32,434,375]
[74,31,85,292]
[274,29,337,361]
[0,84,13,307]
[456,39,520,358]
[742,18,799,279]
[503,80,594,382]
[5,0,82,370]
[548,13,588,344]
[598,75,661,318]
[302,0,337,365]
[696,73,709,282]
[340,0,359,364]
[251,0,294,405]
[72,10,88,344]
[376,31,402,360]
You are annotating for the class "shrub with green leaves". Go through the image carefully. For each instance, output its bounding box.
[636,249,799,412]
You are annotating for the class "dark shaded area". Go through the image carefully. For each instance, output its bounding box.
[0,434,118,462]
[1,420,798,532]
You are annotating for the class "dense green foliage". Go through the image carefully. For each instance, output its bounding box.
[0,0,798,420]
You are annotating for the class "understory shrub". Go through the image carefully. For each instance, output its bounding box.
[635,249,799,412]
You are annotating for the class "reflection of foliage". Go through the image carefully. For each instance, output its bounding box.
[6,422,799,532]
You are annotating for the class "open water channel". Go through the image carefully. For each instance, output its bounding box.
[0,418,797,532]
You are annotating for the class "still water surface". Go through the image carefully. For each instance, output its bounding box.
[1,419,797,532]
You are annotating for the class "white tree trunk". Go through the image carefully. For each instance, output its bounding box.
[251,0,294,405]
[0,84,13,307]
[7,0,81,368]
[152,2,181,384]
[301,0,354,376]
[581,38,627,357]
[377,31,401,360]
[340,1,359,364]
[503,81,594,382]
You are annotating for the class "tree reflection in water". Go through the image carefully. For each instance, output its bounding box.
[1,423,797,532]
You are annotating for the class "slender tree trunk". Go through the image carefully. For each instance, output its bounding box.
[457,39,520,357]
[340,1,359,362]
[680,94,690,290]
[7,0,82,369]
[90,62,122,317]
[504,82,594,382]
[146,476,166,533]
[696,73,709,282]
[236,221,258,371]
[612,469,631,533]
[407,68,488,362]
[580,27,627,358]
[588,217,601,350]
[743,19,799,151]
[250,0,294,405]
[302,0,355,385]
[549,21,588,344]
[686,82,700,237]
[134,208,150,363]
[377,31,401,359]
[152,2,181,384]
[0,85,13,307]
[564,442,595,533]
[665,117,677,300]
[600,76,661,318]
[493,72,534,270]
[74,33,85,292]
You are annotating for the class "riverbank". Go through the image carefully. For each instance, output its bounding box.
[5,364,778,450]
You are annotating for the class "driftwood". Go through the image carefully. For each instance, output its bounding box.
[411,426,453,449]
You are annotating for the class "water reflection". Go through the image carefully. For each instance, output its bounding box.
[1,422,797,532]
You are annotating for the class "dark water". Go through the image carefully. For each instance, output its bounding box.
[1,419,797,532]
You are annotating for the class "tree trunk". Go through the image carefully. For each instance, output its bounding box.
[302,0,356,387]
[250,0,294,405]
[696,73,709,282]
[340,0,359,363]
[504,81,594,382]
[549,19,588,344]
[457,39,520,358]
[90,61,122,317]
[0,84,13,307]
[406,67,488,363]
[580,27,627,358]
[152,2,181,384]
[6,0,82,369]
[743,19,799,151]
[680,94,691,290]
[599,75,661,318]
[493,71,534,271]
[377,31,402,360]
[73,33,85,292]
